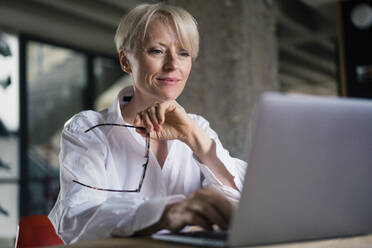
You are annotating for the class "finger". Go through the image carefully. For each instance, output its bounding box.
[134,113,142,127]
[188,200,228,230]
[196,188,232,226]
[184,210,214,232]
[163,204,193,233]
[134,113,147,136]
[169,223,187,233]
[213,193,233,223]
[156,102,169,125]
[147,106,160,131]
[164,201,212,233]
[141,111,154,133]
[154,102,164,125]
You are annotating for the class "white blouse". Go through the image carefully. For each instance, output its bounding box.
[49,86,247,244]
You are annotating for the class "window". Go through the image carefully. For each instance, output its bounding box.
[0,32,20,240]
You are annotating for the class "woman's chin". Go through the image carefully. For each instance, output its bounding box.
[155,89,182,101]
[157,94,178,102]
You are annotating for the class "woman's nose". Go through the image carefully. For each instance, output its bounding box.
[163,52,179,70]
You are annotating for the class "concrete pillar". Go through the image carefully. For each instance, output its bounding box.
[167,0,278,161]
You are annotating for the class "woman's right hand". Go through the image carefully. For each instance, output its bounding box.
[160,187,233,233]
[134,100,195,143]
[134,187,233,236]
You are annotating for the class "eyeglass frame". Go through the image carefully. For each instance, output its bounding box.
[72,123,150,193]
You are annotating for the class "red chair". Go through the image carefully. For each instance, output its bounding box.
[15,215,64,247]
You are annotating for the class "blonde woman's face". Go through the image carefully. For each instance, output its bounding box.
[124,19,192,103]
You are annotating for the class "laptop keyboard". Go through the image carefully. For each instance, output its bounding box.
[168,230,227,240]
[152,230,228,247]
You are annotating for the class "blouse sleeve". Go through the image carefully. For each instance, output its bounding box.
[48,112,184,244]
[189,114,248,204]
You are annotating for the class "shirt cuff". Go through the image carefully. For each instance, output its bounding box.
[198,163,241,203]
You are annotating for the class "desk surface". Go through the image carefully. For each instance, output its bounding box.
[56,234,372,248]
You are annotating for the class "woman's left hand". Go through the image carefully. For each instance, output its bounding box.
[134,101,194,142]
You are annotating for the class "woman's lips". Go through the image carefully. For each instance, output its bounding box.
[157,77,179,85]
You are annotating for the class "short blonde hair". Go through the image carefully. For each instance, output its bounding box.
[114,3,199,59]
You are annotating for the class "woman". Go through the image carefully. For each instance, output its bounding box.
[49,3,247,244]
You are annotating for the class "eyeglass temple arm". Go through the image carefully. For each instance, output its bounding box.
[85,123,146,133]
[81,123,150,193]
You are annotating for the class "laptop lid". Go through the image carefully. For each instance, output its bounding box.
[229,92,372,247]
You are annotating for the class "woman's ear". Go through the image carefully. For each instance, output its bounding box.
[119,50,132,74]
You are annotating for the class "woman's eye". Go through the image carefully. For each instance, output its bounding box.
[148,49,162,55]
[180,51,190,57]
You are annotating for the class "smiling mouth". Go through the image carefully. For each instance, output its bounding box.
[157,78,179,85]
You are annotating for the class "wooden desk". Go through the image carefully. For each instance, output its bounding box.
[55,234,372,248]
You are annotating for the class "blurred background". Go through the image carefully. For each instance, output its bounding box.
[0,0,371,246]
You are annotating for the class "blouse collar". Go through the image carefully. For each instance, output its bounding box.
[106,85,134,124]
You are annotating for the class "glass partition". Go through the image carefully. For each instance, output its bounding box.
[0,32,20,241]
[26,41,86,214]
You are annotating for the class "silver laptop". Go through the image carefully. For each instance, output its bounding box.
[152,92,372,247]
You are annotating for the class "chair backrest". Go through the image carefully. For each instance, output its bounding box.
[15,215,64,248]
